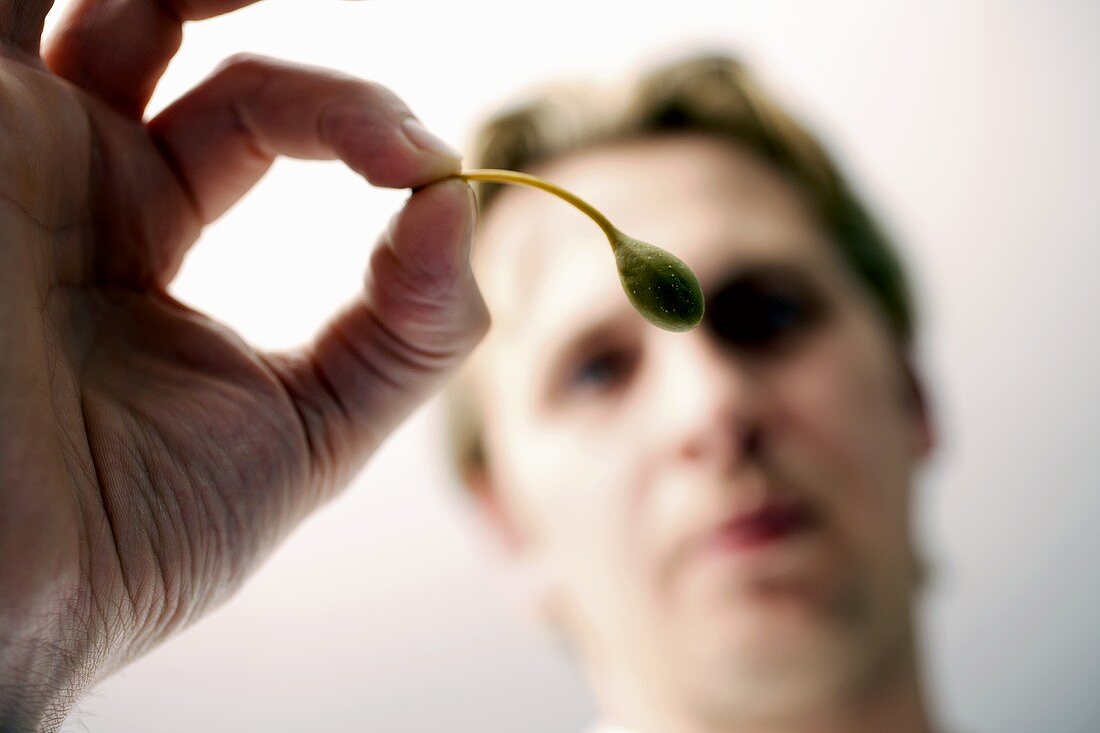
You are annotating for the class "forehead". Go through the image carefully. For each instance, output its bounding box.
[473,135,836,348]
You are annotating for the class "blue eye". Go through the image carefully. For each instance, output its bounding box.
[569,349,633,392]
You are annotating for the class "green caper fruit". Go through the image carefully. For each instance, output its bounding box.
[612,232,705,332]
[455,168,705,332]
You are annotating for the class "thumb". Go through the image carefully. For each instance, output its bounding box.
[265,178,488,496]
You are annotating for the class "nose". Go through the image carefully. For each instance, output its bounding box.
[649,331,764,471]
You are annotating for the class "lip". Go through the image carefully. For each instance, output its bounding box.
[700,499,819,555]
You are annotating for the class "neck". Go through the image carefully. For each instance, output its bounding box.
[592,633,935,733]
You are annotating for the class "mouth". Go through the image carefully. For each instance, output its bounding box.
[702,499,820,554]
[668,495,837,603]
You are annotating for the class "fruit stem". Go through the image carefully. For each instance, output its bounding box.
[455,169,619,245]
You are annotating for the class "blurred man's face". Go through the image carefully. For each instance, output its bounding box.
[468,135,932,725]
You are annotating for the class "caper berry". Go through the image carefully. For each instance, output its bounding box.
[611,232,705,332]
[455,169,705,332]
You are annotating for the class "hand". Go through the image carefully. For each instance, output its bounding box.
[0,1,487,729]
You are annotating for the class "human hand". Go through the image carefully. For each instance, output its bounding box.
[0,2,487,729]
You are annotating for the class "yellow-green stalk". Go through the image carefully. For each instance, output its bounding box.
[455,169,705,332]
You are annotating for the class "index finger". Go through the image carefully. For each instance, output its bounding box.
[43,0,262,118]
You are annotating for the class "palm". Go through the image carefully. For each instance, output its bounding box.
[0,0,484,720]
[2,55,300,666]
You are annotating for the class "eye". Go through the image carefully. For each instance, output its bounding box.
[567,347,636,395]
[704,271,826,353]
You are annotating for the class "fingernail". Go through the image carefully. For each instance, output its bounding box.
[465,182,479,225]
[402,117,462,161]
[445,179,478,262]
[464,183,478,257]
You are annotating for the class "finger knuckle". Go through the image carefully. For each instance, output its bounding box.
[214,52,277,82]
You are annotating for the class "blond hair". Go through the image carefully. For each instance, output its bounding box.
[446,52,915,485]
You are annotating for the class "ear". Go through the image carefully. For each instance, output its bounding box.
[900,355,936,460]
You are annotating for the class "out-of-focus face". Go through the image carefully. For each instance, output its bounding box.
[468,135,932,726]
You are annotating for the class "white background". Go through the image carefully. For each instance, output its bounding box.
[36,1,1099,731]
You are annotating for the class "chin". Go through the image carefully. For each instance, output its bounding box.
[674,599,867,721]
[662,561,906,721]
[681,631,861,724]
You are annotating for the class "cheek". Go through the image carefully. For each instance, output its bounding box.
[772,324,914,548]
[489,400,657,619]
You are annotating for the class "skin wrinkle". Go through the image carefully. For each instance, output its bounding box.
[301,353,352,496]
[210,363,303,521]
[131,419,190,644]
[140,55,275,228]
[372,200,476,301]
[305,349,353,429]
[147,121,205,228]
[329,314,406,393]
[258,352,326,493]
[53,397,96,554]
[64,296,118,659]
[125,379,248,655]
[59,481,112,681]
[110,417,161,642]
[164,407,235,632]
[0,188,88,233]
[76,388,136,666]
[71,302,214,662]
[183,400,243,630]
[224,57,282,161]
[268,335,381,509]
[226,89,276,161]
[360,303,467,377]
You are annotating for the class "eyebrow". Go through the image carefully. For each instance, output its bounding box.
[699,258,821,299]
